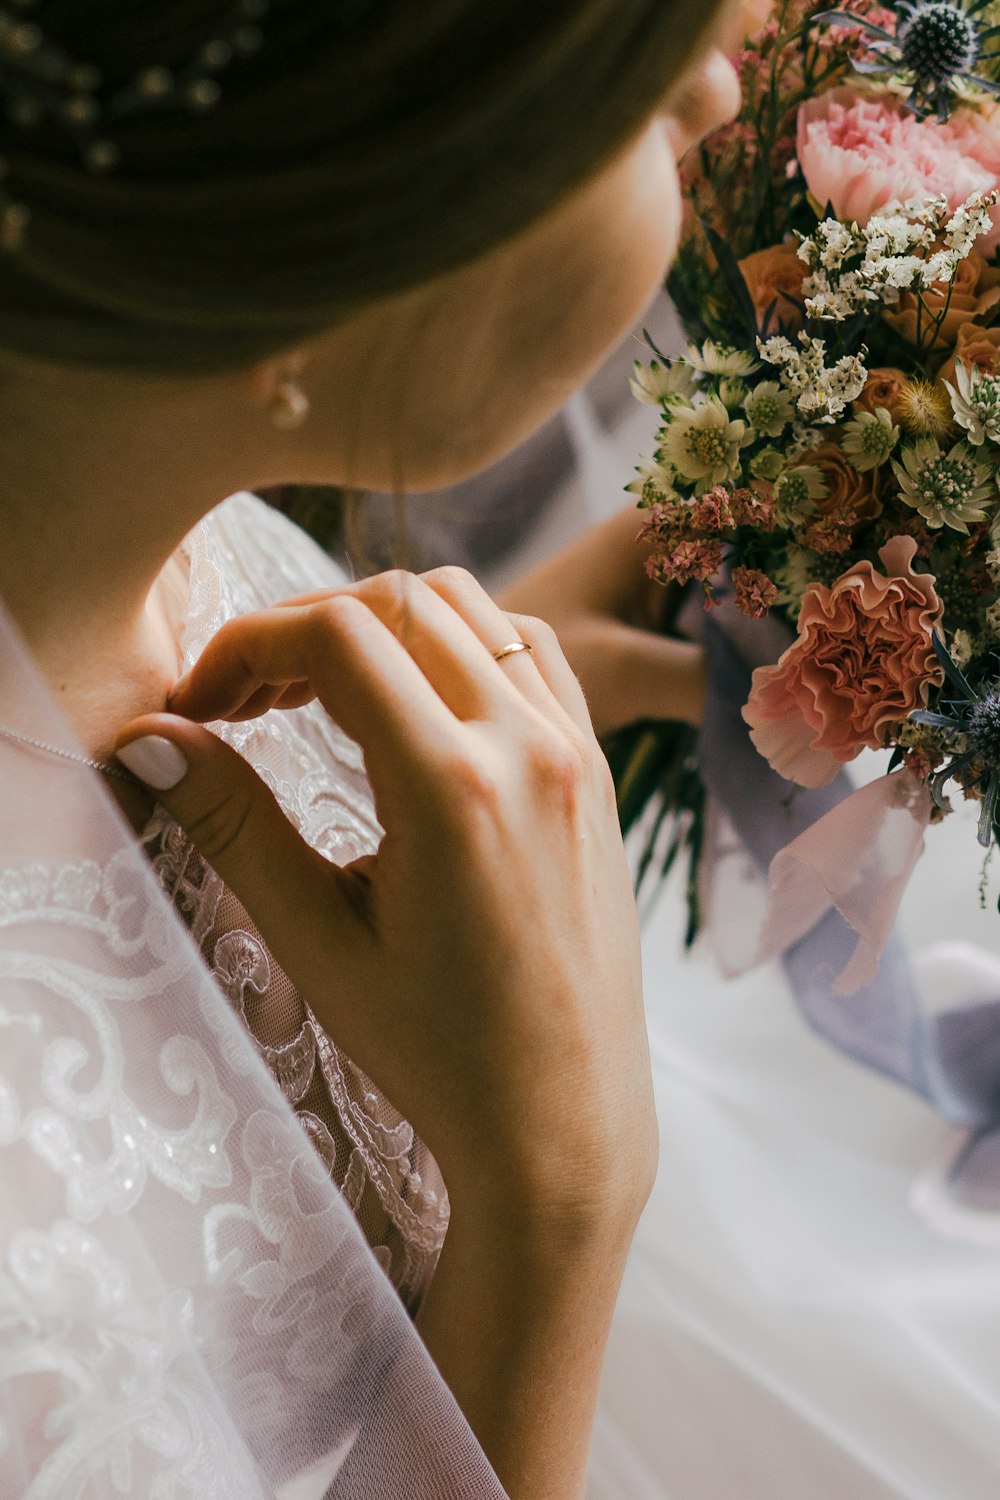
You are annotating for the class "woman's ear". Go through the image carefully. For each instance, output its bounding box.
[240,346,309,410]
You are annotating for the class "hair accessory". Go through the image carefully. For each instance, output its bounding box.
[269,374,310,430]
[0,0,271,251]
[492,641,533,663]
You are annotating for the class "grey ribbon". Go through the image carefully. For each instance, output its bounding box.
[681,589,1000,1129]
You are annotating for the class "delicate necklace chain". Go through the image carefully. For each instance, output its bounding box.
[0,722,134,782]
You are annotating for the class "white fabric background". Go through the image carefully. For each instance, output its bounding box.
[479,340,1000,1500]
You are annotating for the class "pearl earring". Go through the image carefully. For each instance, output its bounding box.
[269,376,310,431]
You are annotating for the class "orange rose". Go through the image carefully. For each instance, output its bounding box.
[937,320,1000,386]
[883,250,1000,349]
[801,441,881,524]
[855,367,910,422]
[738,242,807,334]
[743,536,942,787]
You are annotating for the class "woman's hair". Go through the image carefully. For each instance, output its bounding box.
[0,0,719,374]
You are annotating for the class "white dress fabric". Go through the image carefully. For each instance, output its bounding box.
[147,493,449,1314]
[546,391,1000,1498]
[0,492,502,1500]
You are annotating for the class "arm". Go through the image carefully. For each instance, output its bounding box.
[498,501,706,737]
[116,564,657,1500]
[416,1190,644,1500]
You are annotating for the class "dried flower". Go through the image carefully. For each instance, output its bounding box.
[758,331,868,423]
[896,378,955,437]
[732,565,779,618]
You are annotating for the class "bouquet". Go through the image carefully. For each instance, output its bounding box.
[609,0,1000,955]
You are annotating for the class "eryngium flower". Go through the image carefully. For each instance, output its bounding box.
[816,1,1000,122]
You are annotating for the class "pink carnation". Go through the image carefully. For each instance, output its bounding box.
[742,535,943,788]
[797,88,1000,250]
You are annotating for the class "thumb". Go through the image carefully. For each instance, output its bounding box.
[114,714,369,977]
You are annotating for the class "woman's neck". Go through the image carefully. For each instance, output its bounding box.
[0,365,260,763]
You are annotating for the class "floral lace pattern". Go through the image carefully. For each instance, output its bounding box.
[144,495,449,1311]
[0,494,479,1500]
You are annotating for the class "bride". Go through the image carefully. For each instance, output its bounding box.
[0,1,739,1495]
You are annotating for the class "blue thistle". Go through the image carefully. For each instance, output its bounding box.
[815,0,1000,121]
[910,636,1000,846]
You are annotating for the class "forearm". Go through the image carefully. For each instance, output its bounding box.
[416,1195,637,1500]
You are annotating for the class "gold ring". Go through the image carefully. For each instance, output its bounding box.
[492,641,533,663]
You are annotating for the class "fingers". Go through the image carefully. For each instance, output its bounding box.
[171,568,583,737]
[420,567,595,737]
[167,594,467,814]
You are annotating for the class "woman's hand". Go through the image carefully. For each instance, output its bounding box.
[498,503,706,739]
[115,566,656,1227]
[116,566,657,1498]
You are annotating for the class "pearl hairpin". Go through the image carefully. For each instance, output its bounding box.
[0,0,272,251]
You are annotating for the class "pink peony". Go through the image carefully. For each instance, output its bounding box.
[797,88,1000,250]
[742,535,943,788]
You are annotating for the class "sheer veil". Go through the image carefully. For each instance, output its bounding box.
[0,602,506,1498]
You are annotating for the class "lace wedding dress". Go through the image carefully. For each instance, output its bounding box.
[147,491,450,1314]
[0,492,501,1500]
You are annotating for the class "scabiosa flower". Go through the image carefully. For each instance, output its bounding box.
[732,565,779,619]
[629,359,697,406]
[743,380,796,438]
[659,397,747,486]
[896,377,954,437]
[684,339,760,377]
[893,436,996,529]
[944,357,1000,443]
[816,1,1000,121]
[842,406,900,470]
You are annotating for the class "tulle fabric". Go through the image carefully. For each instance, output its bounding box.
[0,589,505,1496]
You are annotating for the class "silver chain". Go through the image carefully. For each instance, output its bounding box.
[0,721,133,781]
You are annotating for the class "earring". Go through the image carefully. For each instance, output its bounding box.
[269,375,310,431]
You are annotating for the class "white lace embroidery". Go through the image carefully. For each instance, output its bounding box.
[0,492,494,1500]
[150,496,449,1309]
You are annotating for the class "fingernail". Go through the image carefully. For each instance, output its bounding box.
[116,735,188,791]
